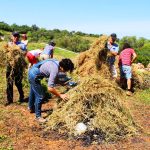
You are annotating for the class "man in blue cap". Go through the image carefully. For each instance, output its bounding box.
[9,31,27,51]
[5,32,27,106]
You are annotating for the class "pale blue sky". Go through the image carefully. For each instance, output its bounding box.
[0,0,150,38]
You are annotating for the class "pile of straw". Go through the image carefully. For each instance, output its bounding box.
[75,35,110,78]
[0,42,27,68]
[47,35,137,142]
[5,44,27,68]
[47,76,137,141]
[0,42,7,67]
[132,65,150,89]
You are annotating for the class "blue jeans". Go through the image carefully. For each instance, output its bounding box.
[28,67,44,118]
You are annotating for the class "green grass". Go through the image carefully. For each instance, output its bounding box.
[136,88,150,104]
[27,42,45,50]
[54,47,78,59]
[27,43,78,59]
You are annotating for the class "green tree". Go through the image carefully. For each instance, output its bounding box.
[0,21,12,31]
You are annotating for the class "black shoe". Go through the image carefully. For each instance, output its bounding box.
[4,101,13,106]
[28,107,35,113]
[18,98,24,103]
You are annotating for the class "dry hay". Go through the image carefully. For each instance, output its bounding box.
[0,42,27,67]
[0,42,7,66]
[75,35,110,78]
[0,42,27,82]
[47,76,137,142]
[132,64,150,89]
[47,36,137,143]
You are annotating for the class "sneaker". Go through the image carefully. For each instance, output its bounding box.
[126,91,132,96]
[36,117,47,123]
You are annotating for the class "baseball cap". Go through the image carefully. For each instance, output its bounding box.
[110,33,117,39]
[12,31,20,37]
[49,40,56,46]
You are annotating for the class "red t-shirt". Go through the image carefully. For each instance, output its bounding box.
[26,52,37,64]
[119,48,135,66]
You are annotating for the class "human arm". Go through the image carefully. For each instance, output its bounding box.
[28,63,32,70]
[131,53,137,63]
[108,50,118,56]
[111,50,118,56]
[18,42,27,55]
[50,49,54,58]
[47,68,68,100]
[107,43,119,56]
[48,87,68,100]
[50,52,53,58]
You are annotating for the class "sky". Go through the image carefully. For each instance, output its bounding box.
[0,0,150,39]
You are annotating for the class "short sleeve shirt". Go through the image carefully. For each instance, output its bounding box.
[39,59,59,87]
[42,45,54,55]
[107,42,119,65]
[119,48,135,66]
[8,41,27,51]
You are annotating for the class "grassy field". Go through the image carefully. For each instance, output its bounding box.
[136,88,150,104]
[0,42,150,149]
[28,43,78,59]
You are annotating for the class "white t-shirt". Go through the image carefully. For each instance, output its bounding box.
[21,40,28,46]
[29,49,42,58]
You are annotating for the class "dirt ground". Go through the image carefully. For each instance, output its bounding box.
[0,88,150,150]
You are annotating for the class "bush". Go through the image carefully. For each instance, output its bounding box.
[135,43,150,66]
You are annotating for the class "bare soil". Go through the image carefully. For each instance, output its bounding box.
[0,88,150,150]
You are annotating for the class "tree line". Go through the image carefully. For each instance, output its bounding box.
[0,21,150,66]
[0,21,99,52]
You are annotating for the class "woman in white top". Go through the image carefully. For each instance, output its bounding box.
[21,34,28,46]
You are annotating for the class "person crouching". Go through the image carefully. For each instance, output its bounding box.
[28,58,74,123]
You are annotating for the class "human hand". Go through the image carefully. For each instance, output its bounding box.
[107,51,112,57]
[60,94,69,101]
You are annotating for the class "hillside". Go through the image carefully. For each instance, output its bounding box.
[0,23,150,149]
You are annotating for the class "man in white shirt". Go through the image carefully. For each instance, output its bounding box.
[106,33,119,78]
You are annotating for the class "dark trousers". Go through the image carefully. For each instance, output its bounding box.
[6,65,24,103]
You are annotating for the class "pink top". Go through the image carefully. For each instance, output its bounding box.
[119,48,135,66]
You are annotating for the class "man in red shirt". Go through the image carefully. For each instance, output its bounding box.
[119,43,137,96]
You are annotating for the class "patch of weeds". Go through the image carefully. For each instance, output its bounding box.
[0,135,7,142]
[0,135,13,150]
[0,146,13,150]
[136,89,150,104]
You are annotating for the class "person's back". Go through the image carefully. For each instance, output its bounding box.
[119,48,135,66]
[42,45,54,55]
[40,40,56,60]
[119,43,137,96]
[26,49,42,67]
